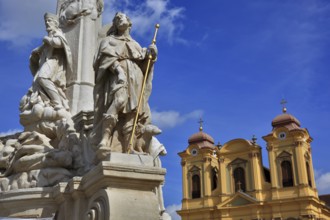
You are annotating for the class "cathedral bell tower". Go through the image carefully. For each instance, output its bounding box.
[178,122,220,213]
[262,106,318,201]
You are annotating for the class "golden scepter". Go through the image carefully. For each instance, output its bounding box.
[127,24,160,154]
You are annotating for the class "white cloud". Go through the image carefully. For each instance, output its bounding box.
[0,0,56,48]
[151,109,203,130]
[316,171,330,195]
[166,203,181,220]
[0,0,185,48]
[0,129,22,137]
[103,0,185,44]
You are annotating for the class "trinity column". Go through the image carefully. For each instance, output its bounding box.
[56,0,103,115]
[0,1,170,219]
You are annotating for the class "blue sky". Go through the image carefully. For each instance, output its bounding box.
[1,0,330,219]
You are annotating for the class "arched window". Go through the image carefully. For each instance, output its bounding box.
[211,168,218,191]
[306,162,312,187]
[281,160,293,187]
[234,167,246,192]
[192,174,201,198]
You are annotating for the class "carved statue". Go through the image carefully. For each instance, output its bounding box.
[91,12,159,159]
[3,13,84,192]
[20,12,74,138]
[0,5,171,219]
[30,12,72,111]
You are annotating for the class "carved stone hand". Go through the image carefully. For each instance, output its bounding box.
[148,44,158,60]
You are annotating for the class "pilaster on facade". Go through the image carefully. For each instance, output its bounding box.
[250,151,263,191]
[202,159,210,198]
[308,155,317,191]
[219,157,228,200]
[181,160,189,200]
[294,141,308,186]
[268,149,279,189]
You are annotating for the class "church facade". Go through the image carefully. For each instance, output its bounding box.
[177,109,330,220]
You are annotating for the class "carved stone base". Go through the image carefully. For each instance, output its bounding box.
[0,153,166,220]
[0,187,58,218]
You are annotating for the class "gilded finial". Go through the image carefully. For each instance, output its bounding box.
[280,99,287,113]
[152,24,160,44]
[198,118,204,131]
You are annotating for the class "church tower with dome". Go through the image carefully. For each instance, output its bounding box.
[177,108,330,220]
[263,107,317,201]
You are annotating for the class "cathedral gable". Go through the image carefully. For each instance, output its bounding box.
[218,192,258,208]
[228,158,248,167]
[189,165,201,172]
[277,151,292,158]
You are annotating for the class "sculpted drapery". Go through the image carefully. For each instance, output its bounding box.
[91,12,157,157]
[0,13,81,192]
[20,12,73,132]
[29,17,73,111]
[93,33,153,122]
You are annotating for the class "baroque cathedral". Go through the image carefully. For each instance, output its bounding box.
[177,106,330,220]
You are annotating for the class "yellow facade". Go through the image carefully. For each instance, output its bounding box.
[177,111,330,220]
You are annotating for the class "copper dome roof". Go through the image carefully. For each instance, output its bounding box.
[188,131,215,149]
[271,113,301,130]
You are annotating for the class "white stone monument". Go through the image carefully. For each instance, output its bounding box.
[0,1,170,219]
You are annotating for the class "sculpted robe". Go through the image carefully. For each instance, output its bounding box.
[93,33,154,128]
[29,29,73,109]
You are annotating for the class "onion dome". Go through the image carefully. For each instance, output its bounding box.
[271,106,302,130]
[188,119,215,149]
[188,131,215,145]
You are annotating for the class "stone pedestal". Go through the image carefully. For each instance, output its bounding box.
[0,153,166,220]
[0,187,58,218]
